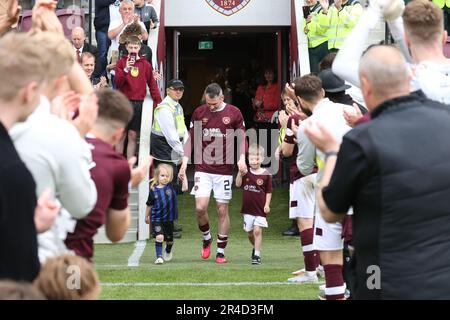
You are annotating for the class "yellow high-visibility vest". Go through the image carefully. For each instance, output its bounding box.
[433,0,450,9]
[304,3,328,48]
[318,0,363,50]
[152,98,187,138]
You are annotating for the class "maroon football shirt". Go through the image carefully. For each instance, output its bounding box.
[240,169,273,217]
[284,114,303,184]
[65,137,130,260]
[185,104,246,175]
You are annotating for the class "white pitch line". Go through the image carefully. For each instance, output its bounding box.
[127,240,147,267]
[94,265,132,269]
[101,281,322,287]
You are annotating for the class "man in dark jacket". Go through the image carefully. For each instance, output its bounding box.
[71,27,102,78]
[94,0,118,76]
[307,45,450,299]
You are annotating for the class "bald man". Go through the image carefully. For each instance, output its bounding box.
[306,45,450,299]
[71,27,102,77]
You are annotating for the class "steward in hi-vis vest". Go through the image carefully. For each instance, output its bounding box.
[304,0,330,72]
[316,0,363,50]
[151,79,188,165]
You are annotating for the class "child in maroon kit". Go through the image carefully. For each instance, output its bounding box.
[115,35,162,159]
[235,144,272,265]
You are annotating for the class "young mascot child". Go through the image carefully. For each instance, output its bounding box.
[145,164,187,264]
[236,144,273,265]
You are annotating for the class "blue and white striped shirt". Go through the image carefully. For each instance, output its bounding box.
[146,184,178,222]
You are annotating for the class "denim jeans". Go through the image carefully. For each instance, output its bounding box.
[95,30,110,77]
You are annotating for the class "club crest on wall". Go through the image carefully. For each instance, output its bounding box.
[204,0,251,16]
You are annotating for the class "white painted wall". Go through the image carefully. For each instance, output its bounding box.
[165,0,291,27]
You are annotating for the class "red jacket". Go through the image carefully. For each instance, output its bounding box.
[115,54,162,104]
[254,83,280,122]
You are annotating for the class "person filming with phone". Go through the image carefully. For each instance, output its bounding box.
[115,35,161,159]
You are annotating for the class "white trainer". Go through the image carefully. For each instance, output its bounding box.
[163,250,173,261]
[292,266,325,278]
[154,257,164,264]
[287,273,318,284]
[316,265,325,278]
[292,268,306,276]
[318,285,350,300]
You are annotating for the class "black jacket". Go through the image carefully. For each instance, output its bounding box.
[346,94,450,299]
[94,0,116,32]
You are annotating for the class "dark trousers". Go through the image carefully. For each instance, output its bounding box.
[95,30,110,77]
[309,41,329,74]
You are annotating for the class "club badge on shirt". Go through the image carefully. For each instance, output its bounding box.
[131,66,139,78]
[222,117,231,125]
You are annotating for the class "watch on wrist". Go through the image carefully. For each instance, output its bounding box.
[324,150,338,161]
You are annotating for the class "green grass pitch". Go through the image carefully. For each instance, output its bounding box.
[94,187,321,299]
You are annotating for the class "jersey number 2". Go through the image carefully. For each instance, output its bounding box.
[224,180,231,191]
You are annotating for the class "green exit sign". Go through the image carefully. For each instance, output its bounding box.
[199,41,213,50]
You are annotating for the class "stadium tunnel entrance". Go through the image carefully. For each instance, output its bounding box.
[164,27,291,182]
[165,27,290,129]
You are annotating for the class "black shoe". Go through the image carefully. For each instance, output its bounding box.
[282,227,300,236]
[252,255,261,265]
[173,231,182,239]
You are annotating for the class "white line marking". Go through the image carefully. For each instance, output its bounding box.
[127,240,147,267]
[101,281,324,287]
[94,265,131,269]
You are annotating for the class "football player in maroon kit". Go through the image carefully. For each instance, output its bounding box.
[279,90,320,283]
[235,144,272,265]
[66,89,148,261]
[179,83,247,263]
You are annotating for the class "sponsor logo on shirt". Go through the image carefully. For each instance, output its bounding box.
[244,184,261,193]
[203,128,226,138]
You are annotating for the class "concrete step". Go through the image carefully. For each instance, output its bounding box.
[129,189,139,204]
[94,188,140,244]
[129,202,138,212]
[130,215,138,229]
[93,227,137,244]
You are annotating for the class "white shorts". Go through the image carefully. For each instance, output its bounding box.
[313,205,343,251]
[243,214,268,232]
[190,171,233,203]
[289,174,316,219]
